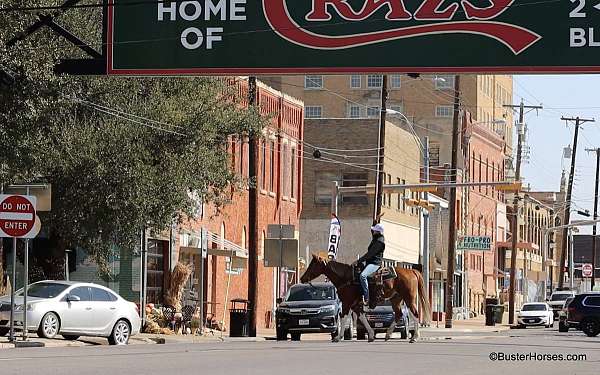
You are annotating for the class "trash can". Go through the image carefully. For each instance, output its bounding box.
[229,299,250,337]
[485,304,495,326]
[493,304,505,324]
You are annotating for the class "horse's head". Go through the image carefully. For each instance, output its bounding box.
[300,254,328,283]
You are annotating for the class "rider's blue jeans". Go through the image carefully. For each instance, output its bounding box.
[360,264,380,301]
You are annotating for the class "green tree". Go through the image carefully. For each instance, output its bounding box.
[0,2,264,270]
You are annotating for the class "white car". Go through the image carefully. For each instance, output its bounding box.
[0,280,141,345]
[517,302,554,328]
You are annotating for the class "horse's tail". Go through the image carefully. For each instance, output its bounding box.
[414,269,432,324]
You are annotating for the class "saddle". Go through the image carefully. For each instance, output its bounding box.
[353,265,397,308]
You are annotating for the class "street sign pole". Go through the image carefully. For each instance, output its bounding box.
[9,237,16,342]
[23,238,29,341]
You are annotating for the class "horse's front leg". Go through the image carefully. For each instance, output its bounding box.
[333,305,351,343]
[356,310,375,342]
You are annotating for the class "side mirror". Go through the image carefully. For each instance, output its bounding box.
[66,294,81,302]
[276,298,283,304]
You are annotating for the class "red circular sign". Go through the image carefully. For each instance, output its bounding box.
[0,195,36,238]
[582,264,593,277]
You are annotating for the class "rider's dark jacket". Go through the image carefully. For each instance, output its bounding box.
[358,233,385,266]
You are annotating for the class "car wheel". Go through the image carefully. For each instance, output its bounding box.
[276,329,287,341]
[356,329,366,340]
[400,327,408,340]
[62,335,80,341]
[37,312,60,339]
[559,321,569,332]
[108,319,130,345]
[290,332,301,341]
[0,327,9,337]
[581,318,600,337]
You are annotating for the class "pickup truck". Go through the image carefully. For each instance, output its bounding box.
[548,290,576,318]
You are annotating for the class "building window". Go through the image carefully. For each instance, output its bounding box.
[401,179,406,212]
[342,172,368,205]
[350,75,361,88]
[304,75,323,89]
[315,171,339,204]
[367,106,380,118]
[291,147,296,199]
[239,140,245,177]
[282,143,289,197]
[397,178,402,211]
[349,105,361,118]
[269,140,275,192]
[305,106,322,118]
[367,75,383,88]
[429,142,440,166]
[386,174,392,207]
[146,239,168,305]
[435,105,453,118]
[390,75,402,89]
[261,141,267,190]
[390,104,404,114]
[434,75,454,90]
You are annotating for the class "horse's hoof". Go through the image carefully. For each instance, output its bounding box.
[368,337,375,343]
[409,338,416,343]
[384,336,390,342]
[332,338,340,343]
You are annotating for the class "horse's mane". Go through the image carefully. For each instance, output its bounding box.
[326,260,353,280]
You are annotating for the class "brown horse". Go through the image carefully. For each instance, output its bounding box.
[300,254,431,343]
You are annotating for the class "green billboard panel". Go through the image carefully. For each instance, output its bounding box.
[107,0,600,74]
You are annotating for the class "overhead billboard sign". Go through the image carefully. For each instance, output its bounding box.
[108,0,600,74]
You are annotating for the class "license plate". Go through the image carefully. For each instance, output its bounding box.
[298,319,309,326]
[375,323,384,328]
[526,319,534,323]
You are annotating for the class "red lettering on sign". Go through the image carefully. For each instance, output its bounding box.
[462,0,514,20]
[414,0,459,20]
[306,0,411,21]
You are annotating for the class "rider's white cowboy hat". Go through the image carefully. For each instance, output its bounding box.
[370,223,384,234]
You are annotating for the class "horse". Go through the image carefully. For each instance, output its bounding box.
[300,254,431,343]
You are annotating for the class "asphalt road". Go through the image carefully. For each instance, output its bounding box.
[0,327,598,375]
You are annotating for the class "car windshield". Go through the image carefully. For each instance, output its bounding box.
[564,297,574,307]
[551,293,572,301]
[17,282,69,298]
[522,304,547,311]
[286,286,335,301]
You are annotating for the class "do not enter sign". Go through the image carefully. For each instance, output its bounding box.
[0,195,38,238]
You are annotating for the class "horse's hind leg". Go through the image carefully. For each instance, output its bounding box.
[386,297,403,341]
[407,297,420,342]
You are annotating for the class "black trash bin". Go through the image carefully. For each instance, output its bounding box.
[493,305,505,324]
[485,304,495,326]
[229,299,250,337]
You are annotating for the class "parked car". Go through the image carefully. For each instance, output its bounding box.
[275,282,351,341]
[517,302,554,328]
[356,300,411,340]
[558,296,575,332]
[548,290,577,318]
[0,280,141,345]
[566,292,600,337]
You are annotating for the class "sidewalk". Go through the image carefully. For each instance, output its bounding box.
[420,315,510,334]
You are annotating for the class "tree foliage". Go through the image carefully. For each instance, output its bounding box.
[0,2,264,265]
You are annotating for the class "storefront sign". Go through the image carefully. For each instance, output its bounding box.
[457,236,492,251]
[108,0,600,74]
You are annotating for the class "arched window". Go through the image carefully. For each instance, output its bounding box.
[242,226,247,250]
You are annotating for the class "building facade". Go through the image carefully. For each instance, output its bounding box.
[299,117,420,267]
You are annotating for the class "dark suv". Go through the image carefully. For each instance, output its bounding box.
[566,293,600,337]
[356,300,410,340]
[275,283,351,341]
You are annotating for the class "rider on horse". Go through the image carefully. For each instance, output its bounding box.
[353,223,385,305]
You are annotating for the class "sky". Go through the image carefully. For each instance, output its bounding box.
[515,75,600,233]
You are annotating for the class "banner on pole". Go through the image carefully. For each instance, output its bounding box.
[327,215,341,259]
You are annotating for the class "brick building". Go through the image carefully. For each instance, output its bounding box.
[299,118,421,267]
[152,80,304,331]
[462,112,507,315]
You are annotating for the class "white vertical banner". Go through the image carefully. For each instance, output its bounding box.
[327,214,341,259]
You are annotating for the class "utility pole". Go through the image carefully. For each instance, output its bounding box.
[445,75,460,329]
[247,76,259,337]
[558,117,595,289]
[586,148,600,291]
[423,137,431,308]
[374,75,388,224]
[504,99,542,324]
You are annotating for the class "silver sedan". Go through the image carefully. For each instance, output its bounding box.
[0,280,141,345]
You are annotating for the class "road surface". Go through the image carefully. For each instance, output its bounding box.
[0,327,598,375]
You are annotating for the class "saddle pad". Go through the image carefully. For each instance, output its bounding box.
[368,266,397,282]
